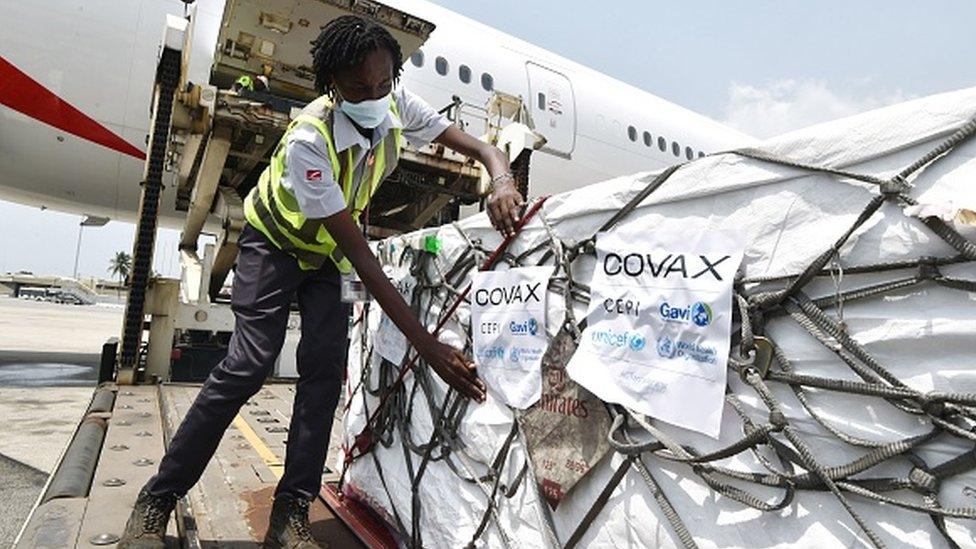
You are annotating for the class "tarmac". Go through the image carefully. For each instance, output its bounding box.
[0,296,120,545]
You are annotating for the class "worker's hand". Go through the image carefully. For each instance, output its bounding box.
[418,336,486,402]
[487,176,524,238]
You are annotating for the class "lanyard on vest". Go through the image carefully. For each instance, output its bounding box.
[360,149,375,237]
[348,145,378,222]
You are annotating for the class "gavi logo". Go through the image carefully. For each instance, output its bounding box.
[508,317,540,336]
[659,301,713,327]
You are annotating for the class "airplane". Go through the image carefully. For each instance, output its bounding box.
[0,0,754,231]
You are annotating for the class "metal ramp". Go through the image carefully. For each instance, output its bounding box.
[16,384,382,548]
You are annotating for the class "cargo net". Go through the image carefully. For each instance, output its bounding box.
[339,117,976,549]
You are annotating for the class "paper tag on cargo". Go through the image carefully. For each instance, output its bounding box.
[471,266,550,409]
[566,222,744,437]
[521,328,612,508]
[375,274,415,365]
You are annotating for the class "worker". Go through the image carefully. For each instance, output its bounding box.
[117,15,523,549]
[233,73,270,93]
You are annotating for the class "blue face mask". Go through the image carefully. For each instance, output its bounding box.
[338,93,391,129]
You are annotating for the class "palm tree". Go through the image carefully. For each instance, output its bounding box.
[108,251,131,298]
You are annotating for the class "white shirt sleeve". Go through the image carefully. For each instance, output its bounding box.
[280,123,347,219]
[395,87,452,149]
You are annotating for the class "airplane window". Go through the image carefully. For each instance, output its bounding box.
[685,146,694,160]
[643,131,652,147]
[672,141,680,157]
[627,126,637,142]
[537,92,546,110]
[410,51,424,68]
[698,151,706,158]
[435,56,449,76]
[658,136,666,151]
[481,72,494,91]
[459,64,471,84]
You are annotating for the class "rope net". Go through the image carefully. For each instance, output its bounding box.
[339,90,976,548]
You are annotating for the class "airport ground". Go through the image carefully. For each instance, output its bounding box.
[0,296,118,545]
[0,295,363,547]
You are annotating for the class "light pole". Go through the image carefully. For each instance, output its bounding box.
[72,221,84,279]
[73,215,110,280]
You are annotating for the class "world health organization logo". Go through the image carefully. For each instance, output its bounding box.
[691,301,713,327]
[657,335,677,359]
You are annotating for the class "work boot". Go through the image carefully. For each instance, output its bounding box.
[263,494,324,549]
[117,488,178,549]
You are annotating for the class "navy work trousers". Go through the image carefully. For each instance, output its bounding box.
[146,223,350,500]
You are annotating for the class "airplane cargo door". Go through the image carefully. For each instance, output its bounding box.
[526,62,576,156]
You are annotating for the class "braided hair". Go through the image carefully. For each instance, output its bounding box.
[310,15,403,96]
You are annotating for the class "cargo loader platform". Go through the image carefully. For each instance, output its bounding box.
[15,383,391,548]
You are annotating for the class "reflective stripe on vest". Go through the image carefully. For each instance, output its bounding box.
[244,95,402,272]
[235,75,254,91]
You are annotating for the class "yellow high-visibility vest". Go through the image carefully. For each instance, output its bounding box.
[244,95,402,272]
[235,75,255,91]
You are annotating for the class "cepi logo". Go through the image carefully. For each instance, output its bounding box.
[659,301,713,327]
[509,317,539,336]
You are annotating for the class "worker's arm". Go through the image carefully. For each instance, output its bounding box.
[433,125,525,237]
[319,208,486,402]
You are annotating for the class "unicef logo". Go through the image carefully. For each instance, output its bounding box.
[657,335,677,359]
[527,317,539,336]
[479,346,505,360]
[691,301,713,327]
[629,334,646,352]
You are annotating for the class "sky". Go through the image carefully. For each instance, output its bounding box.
[2,0,974,279]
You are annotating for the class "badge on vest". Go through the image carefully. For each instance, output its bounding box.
[305,169,322,182]
[341,271,370,303]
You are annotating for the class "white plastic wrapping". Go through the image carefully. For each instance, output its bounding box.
[340,87,976,548]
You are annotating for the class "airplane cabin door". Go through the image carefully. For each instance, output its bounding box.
[525,62,576,156]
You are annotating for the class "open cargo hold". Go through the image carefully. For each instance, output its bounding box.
[338,87,976,548]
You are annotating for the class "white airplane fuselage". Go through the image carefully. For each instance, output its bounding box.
[0,0,753,230]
